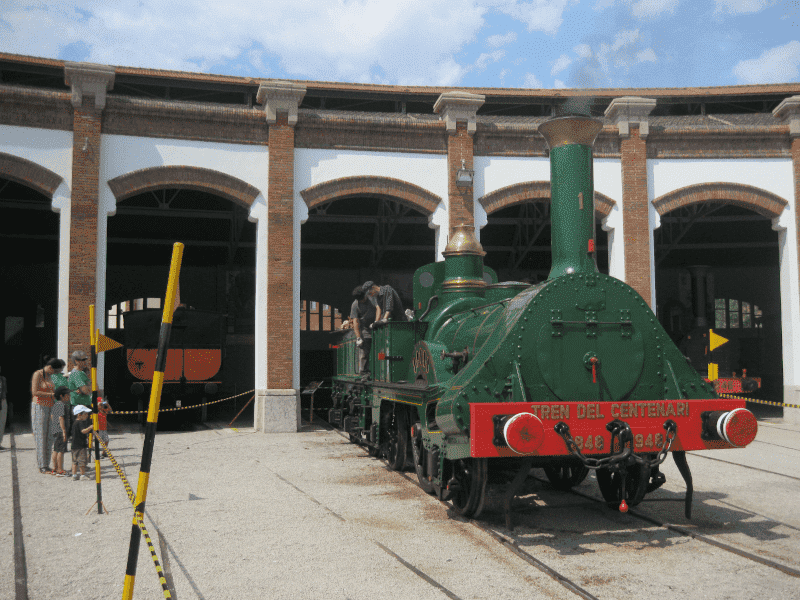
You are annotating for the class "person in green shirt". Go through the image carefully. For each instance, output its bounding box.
[68,350,92,407]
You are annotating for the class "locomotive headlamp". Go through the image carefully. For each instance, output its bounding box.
[702,408,758,447]
[495,412,545,454]
[455,159,474,188]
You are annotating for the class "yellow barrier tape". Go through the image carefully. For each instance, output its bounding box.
[95,437,171,599]
[111,389,256,415]
[719,393,800,410]
[135,512,172,600]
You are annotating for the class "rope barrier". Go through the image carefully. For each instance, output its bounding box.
[719,393,800,410]
[111,389,256,415]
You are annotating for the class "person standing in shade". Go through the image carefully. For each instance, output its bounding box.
[350,282,378,379]
[30,358,66,473]
[70,405,93,480]
[49,386,71,476]
[68,350,92,407]
[0,366,7,451]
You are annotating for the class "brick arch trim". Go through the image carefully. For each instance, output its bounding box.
[300,176,441,215]
[652,182,788,219]
[107,166,261,208]
[0,152,63,198]
[478,181,615,219]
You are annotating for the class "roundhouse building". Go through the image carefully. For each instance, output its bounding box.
[1,52,798,429]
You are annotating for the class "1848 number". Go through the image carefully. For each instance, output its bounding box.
[573,435,605,451]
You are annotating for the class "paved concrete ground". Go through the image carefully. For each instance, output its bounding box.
[2,410,799,600]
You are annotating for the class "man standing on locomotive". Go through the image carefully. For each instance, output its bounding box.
[368,283,408,323]
[350,282,378,379]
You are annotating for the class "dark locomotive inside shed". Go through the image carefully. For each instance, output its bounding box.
[104,187,256,418]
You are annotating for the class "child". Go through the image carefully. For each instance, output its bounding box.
[71,405,93,480]
[49,386,71,476]
[97,396,113,457]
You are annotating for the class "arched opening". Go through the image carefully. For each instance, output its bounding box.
[480,199,610,282]
[0,174,60,414]
[105,185,256,421]
[654,194,783,414]
[300,187,436,401]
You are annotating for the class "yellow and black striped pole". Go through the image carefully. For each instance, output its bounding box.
[89,305,104,514]
[122,242,183,600]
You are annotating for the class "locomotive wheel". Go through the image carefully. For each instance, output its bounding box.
[448,458,488,518]
[411,424,434,494]
[543,464,590,491]
[596,463,650,508]
[383,407,408,471]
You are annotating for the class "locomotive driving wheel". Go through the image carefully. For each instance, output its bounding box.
[596,463,650,508]
[447,457,488,518]
[381,406,408,471]
[411,422,434,494]
[543,463,590,491]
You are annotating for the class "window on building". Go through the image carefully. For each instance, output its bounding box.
[714,298,726,329]
[742,302,751,328]
[728,299,739,328]
[108,304,118,330]
[754,305,762,329]
[147,298,161,309]
[300,300,342,332]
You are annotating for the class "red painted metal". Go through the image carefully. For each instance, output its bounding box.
[469,399,752,458]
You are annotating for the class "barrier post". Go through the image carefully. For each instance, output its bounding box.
[88,305,106,515]
[122,242,183,600]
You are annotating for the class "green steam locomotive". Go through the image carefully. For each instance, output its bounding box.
[329,116,757,519]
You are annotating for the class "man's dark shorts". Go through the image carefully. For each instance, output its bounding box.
[53,436,68,453]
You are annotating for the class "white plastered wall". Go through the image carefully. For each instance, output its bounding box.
[473,156,624,279]
[99,134,269,389]
[0,125,74,364]
[649,158,799,410]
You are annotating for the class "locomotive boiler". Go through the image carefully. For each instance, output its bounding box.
[329,115,758,519]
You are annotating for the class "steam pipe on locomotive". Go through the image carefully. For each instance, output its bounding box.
[329,115,758,520]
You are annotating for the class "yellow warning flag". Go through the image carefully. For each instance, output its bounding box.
[96,332,123,353]
[709,329,729,352]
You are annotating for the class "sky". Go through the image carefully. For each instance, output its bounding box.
[0,0,797,90]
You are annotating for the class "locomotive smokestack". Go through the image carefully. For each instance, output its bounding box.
[538,116,604,280]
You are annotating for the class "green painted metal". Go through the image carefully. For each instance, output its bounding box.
[548,143,597,279]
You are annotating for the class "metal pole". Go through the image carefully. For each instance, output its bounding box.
[89,305,103,514]
[122,242,184,600]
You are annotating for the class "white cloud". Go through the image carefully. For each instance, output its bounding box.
[714,0,776,14]
[636,48,657,62]
[0,0,489,86]
[733,40,800,84]
[592,0,679,18]
[597,29,640,71]
[551,54,572,75]
[523,72,542,87]
[475,50,506,70]
[631,0,679,18]
[574,43,592,58]
[496,0,575,35]
[487,31,517,48]
[553,79,567,88]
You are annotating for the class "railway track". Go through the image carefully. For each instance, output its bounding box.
[328,414,800,599]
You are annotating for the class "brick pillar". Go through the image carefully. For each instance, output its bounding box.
[434,92,484,238]
[255,81,306,433]
[772,97,800,421]
[605,96,656,307]
[64,62,114,357]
